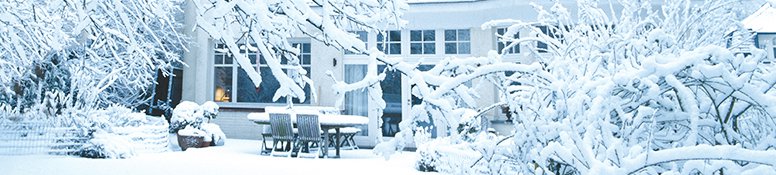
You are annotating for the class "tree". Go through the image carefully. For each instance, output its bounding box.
[191,0,408,105]
[0,0,186,116]
[469,0,776,174]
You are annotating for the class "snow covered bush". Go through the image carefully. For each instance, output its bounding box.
[326,0,776,174]
[170,101,225,146]
[169,101,204,134]
[75,131,135,159]
[464,0,776,174]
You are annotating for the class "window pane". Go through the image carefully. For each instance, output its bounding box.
[497,43,505,54]
[259,55,267,64]
[302,43,311,53]
[302,55,311,65]
[410,30,422,41]
[280,56,288,65]
[423,43,435,54]
[377,33,385,42]
[255,68,280,103]
[445,30,456,41]
[458,42,470,54]
[458,29,469,41]
[214,55,224,64]
[236,68,260,102]
[423,30,435,41]
[389,43,401,54]
[347,32,368,55]
[303,67,311,77]
[411,43,422,54]
[389,30,401,41]
[224,55,233,64]
[445,43,457,54]
[377,43,385,52]
[538,41,548,53]
[213,67,233,102]
[497,28,505,35]
[358,31,368,42]
[248,55,257,64]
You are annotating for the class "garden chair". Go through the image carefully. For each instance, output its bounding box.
[295,114,326,158]
[327,127,360,150]
[269,113,295,157]
[260,126,272,155]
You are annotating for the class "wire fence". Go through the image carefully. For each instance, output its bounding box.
[0,120,169,155]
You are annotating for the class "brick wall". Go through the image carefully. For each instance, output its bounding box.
[210,110,263,140]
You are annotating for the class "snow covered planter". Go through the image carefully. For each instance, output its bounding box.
[170,101,225,151]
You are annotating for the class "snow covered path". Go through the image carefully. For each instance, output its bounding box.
[0,139,437,175]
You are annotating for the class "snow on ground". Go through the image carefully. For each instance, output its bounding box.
[0,139,436,175]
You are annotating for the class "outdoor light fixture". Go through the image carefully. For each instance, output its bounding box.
[333,57,338,67]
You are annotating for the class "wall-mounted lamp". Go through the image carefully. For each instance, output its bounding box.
[332,57,338,67]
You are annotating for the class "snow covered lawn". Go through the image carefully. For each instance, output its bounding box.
[0,139,436,175]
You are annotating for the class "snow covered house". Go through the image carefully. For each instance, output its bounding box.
[742,2,776,63]
[164,0,657,148]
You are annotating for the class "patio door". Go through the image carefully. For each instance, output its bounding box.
[344,64,412,147]
[379,65,405,138]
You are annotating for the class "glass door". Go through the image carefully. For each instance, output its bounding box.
[379,65,403,137]
[343,65,369,139]
[344,64,406,147]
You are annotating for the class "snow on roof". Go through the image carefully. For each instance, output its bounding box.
[743,3,776,33]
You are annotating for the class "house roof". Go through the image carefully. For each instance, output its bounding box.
[743,3,776,33]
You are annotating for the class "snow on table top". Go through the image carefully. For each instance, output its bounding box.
[247,112,368,126]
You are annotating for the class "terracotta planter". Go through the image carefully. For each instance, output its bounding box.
[177,134,209,151]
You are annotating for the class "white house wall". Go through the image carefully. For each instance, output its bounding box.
[178,0,664,140]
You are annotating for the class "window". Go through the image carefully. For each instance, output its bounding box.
[445,29,470,54]
[410,30,435,54]
[213,43,312,104]
[772,38,776,63]
[496,28,519,54]
[537,25,565,53]
[378,30,402,55]
[537,26,550,53]
[213,45,233,102]
[345,31,368,55]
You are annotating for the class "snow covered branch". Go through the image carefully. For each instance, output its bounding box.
[192,0,407,104]
[0,0,186,112]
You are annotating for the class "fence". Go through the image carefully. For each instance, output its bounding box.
[0,118,169,155]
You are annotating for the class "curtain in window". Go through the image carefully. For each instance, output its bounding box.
[345,64,368,136]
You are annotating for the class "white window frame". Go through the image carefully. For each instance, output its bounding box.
[378,30,402,55]
[211,42,312,107]
[444,29,471,55]
[410,30,436,55]
[345,31,368,55]
[496,28,519,55]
